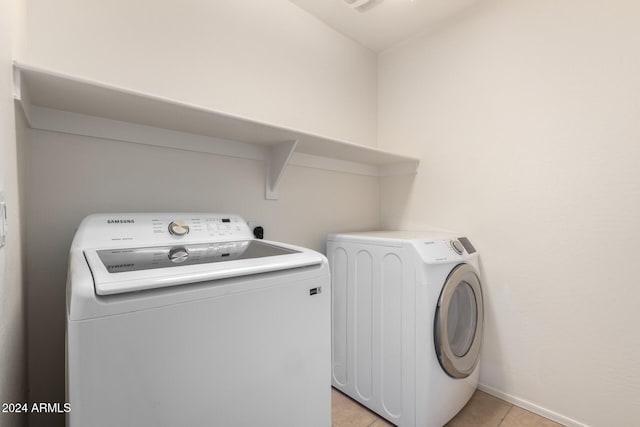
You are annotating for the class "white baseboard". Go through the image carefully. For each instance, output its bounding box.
[477,383,590,427]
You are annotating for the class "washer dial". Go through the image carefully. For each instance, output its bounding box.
[168,220,190,236]
[168,247,189,263]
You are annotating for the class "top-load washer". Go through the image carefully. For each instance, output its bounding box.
[66,213,331,427]
[327,230,484,427]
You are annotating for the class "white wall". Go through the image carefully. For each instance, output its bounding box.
[0,0,27,426]
[378,1,640,426]
[22,0,377,146]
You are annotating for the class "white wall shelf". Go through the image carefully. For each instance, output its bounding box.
[13,62,419,199]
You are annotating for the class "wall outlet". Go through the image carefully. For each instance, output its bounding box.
[247,221,264,239]
[0,192,6,248]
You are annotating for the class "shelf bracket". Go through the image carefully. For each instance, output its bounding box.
[12,66,33,126]
[265,140,298,200]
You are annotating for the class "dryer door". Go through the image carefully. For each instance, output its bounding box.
[434,263,484,378]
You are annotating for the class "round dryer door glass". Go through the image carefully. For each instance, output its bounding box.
[435,263,484,379]
[447,281,477,357]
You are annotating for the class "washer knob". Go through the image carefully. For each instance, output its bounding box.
[168,220,189,236]
[451,240,464,255]
[168,247,189,263]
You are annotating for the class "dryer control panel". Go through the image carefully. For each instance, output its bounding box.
[457,237,476,254]
[413,237,476,264]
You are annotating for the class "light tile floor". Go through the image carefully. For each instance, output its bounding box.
[332,388,564,427]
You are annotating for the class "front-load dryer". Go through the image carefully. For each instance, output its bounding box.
[327,231,484,427]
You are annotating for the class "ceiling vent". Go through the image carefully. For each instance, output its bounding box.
[343,0,384,12]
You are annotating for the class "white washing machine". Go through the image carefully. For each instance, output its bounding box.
[66,213,331,427]
[327,231,484,427]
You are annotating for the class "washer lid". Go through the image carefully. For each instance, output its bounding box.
[85,240,324,295]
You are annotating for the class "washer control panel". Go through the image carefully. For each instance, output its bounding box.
[150,215,250,240]
[81,213,254,248]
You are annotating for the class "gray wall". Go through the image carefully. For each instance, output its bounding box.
[25,129,379,426]
[18,1,381,425]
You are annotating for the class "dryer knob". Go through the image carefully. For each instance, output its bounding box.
[168,220,190,236]
[451,240,464,255]
[168,247,189,263]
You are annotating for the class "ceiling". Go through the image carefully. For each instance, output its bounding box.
[289,0,480,52]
